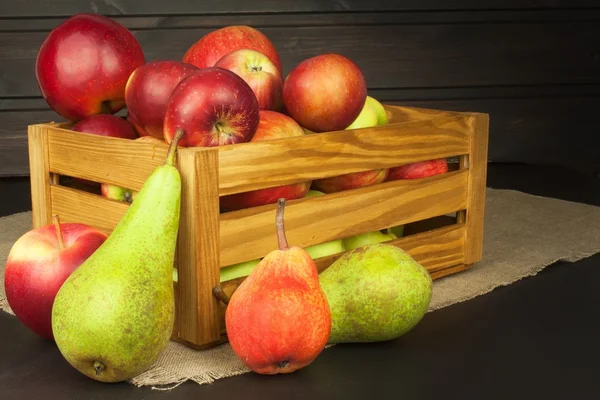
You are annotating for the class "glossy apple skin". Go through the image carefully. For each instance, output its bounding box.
[4,223,108,340]
[220,111,310,211]
[72,114,138,139]
[164,68,260,147]
[125,61,198,139]
[214,49,283,111]
[283,54,367,133]
[35,13,145,121]
[313,169,389,194]
[183,25,282,74]
[387,159,449,181]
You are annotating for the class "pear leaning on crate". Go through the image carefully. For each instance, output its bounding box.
[51,130,184,383]
[224,199,331,375]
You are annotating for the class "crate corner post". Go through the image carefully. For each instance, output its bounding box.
[461,113,490,266]
[174,147,222,348]
[27,124,56,229]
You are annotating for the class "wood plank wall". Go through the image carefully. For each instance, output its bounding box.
[1,1,599,176]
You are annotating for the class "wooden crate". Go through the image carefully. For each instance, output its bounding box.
[27,105,488,350]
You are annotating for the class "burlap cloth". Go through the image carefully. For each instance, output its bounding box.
[1,188,599,390]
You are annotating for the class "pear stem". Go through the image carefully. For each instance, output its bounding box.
[212,286,230,305]
[276,198,289,250]
[52,214,65,250]
[166,129,185,166]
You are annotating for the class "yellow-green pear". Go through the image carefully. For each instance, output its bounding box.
[319,243,432,343]
[220,259,261,282]
[51,130,185,383]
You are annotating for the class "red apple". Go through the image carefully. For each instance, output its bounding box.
[283,54,367,133]
[183,25,282,74]
[220,111,310,211]
[72,114,138,140]
[4,217,107,340]
[313,169,389,194]
[125,61,198,139]
[35,13,145,121]
[214,49,283,111]
[164,67,260,147]
[387,159,449,181]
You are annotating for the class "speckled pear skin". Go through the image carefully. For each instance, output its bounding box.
[319,243,432,343]
[51,151,181,383]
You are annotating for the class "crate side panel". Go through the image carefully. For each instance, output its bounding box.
[46,127,169,191]
[50,185,129,234]
[217,115,471,195]
[219,170,468,266]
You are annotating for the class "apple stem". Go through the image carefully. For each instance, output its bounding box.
[276,198,289,250]
[166,129,185,166]
[212,286,230,305]
[52,214,65,250]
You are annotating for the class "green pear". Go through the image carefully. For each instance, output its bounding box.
[319,243,432,343]
[303,190,346,259]
[343,230,396,251]
[364,96,389,125]
[220,259,261,282]
[345,102,379,130]
[51,130,185,383]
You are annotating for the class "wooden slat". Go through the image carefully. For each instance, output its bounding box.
[1,0,596,17]
[175,149,221,346]
[217,114,470,195]
[219,170,468,266]
[463,114,489,264]
[50,184,129,234]
[218,223,467,333]
[27,125,52,228]
[46,127,170,191]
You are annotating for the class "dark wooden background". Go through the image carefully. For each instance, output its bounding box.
[1,1,599,177]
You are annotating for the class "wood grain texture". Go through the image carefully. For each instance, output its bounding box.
[45,126,169,190]
[27,125,51,228]
[50,184,130,234]
[219,170,468,266]
[174,148,222,346]
[2,22,599,98]
[1,0,596,17]
[218,114,471,195]
[462,114,489,265]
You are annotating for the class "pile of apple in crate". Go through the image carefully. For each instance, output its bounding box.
[4,14,447,383]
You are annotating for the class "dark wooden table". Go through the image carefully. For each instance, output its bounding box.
[1,163,599,400]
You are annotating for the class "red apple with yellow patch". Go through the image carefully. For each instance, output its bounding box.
[3,217,107,340]
[214,49,283,111]
[36,13,145,121]
[283,53,367,133]
[387,159,449,181]
[125,60,198,139]
[183,25,282,74]
[220,111,311,211]
[163,67,260,147]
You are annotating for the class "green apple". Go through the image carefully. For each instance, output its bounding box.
[343,230,396,251]
[306,240,346,259]
[306,189,325,198]
[220,259,261,282]
[345,102,379,130]
[387,225,404,238]
[365,95,389,125]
